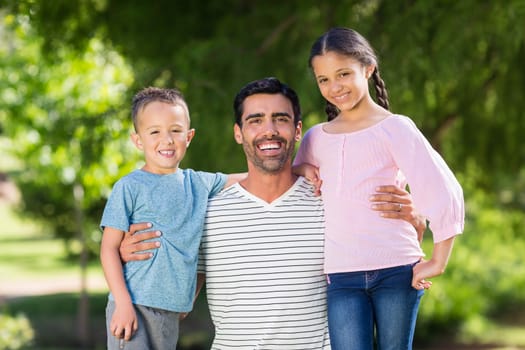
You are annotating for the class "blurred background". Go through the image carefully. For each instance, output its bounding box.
[1,1,524,349]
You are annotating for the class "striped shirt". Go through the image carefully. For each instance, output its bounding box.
[198,177,330,349]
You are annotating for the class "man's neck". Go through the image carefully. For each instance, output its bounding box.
[238,168,298,204]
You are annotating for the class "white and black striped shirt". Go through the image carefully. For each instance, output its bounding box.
[198,177,330,349]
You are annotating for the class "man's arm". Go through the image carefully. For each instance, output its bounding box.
[119,222,161,262]
[369,185,427,242]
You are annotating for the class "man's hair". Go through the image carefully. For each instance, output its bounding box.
[131,87,189,131]
[233,77,301,126]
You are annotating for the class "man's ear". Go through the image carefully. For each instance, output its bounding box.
[233,123,243,144]
[130,132,143,150]
[295,121,302,141]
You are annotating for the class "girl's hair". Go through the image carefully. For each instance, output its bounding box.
[309,27,389,121]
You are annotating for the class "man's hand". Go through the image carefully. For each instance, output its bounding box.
[119,222,161,263]
[369,185,427,242]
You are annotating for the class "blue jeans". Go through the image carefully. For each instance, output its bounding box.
[327,263,423,350]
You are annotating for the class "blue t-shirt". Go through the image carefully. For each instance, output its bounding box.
[100,169,227,312]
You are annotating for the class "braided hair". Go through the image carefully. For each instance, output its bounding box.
[309,27,389,121]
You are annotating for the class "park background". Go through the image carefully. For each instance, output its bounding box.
[1,1,524,349]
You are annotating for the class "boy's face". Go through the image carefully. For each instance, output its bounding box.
[131,101,195,174]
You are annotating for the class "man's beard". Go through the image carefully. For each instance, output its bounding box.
[243,137,294,174]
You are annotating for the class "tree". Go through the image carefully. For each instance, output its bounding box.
[2,1,525,343]
[0,11,136,255]
[2,0,524,252]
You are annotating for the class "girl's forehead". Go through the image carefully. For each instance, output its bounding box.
[312,52,363,72]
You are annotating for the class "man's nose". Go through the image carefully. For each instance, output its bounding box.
[263,121,278,137]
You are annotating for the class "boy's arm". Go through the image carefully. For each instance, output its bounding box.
[224,172,247,188]
[101,227,138,340]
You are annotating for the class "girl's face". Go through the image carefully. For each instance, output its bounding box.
[311,51,374,113]
[131,101,195,174]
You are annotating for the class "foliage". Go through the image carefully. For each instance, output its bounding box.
[0,12,136,255]
[0,0,524,341]
[414,162,525,343]
[0,313,34,350]
[2,2,524,247]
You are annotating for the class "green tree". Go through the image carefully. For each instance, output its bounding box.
[1,1,525,343]
[0,12,136,255]
[5,1,524,196]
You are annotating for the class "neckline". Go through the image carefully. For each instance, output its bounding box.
[233,176,305,208]
[320,114,397,136]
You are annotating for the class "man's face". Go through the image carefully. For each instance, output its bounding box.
[234,93,302,174]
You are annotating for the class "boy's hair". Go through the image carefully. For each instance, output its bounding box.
[131,87,189,131]
[309,27,390,120]
[233,77,302,127]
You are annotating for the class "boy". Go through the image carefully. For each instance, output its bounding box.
[100,87,242,349]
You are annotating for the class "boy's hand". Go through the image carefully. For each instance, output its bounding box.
[110,303,138,341]
[119,222,161,263]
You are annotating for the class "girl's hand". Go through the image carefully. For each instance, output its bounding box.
[411,259,434,290]
[293,163,322,196]
[412,236,456,289]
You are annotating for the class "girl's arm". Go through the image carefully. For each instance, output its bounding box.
[292,163,322,195]
[101,227,138,341]
[412,236,456,289]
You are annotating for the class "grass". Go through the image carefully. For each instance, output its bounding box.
[0,202,103,288]
[0,202,213,349]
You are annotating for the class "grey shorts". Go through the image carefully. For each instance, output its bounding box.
[106,300,180,350]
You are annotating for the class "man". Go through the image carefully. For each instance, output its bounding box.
[119,78,425,349]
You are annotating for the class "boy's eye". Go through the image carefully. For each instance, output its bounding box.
[150,130,159,135]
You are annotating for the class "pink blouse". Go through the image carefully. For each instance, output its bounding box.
[294,115,464,273]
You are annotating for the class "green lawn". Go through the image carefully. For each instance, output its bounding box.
[0,202,213,349]
[0,202,104,287]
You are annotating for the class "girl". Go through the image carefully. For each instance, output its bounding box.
[294,27,465,349]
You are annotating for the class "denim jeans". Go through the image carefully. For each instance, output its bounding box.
[327,263,423,350]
